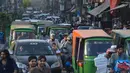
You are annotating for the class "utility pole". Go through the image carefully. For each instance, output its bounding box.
[52,0,54,15]
[14,0,17,19]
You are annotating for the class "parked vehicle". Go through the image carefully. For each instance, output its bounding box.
[9,39,62,73]
[72,30,113,73]
[45,16,61,24]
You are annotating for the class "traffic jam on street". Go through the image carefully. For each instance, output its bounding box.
[0,0,130,73]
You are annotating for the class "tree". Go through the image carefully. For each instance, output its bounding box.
[0,12,12,42]
[23,0,31,8]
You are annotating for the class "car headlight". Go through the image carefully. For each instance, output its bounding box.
[51,61,61,68]
[16,62,27,73]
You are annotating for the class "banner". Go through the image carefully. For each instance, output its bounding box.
[110,0,120,15]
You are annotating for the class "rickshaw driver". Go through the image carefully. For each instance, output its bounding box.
[17,32,28,39]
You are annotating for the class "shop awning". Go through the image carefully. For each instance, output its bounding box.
[107,4,128,12]
[67,5,77,13]
[88,0,110,16]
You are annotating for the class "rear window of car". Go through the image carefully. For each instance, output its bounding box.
[15,42,54,56]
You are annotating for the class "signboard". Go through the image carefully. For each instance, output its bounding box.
[77,10,80,17]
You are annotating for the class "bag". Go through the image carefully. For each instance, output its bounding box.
[114,60,130,72]
[118,62,130,70]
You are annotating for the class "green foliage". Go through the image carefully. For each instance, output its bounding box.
[0,12,12,27]
[23,0,31,8]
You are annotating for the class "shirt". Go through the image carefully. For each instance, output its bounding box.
[47,39,60,48]
[28,63,50,73]
[30,66,51,73]
[60,39,67,49]
[0,58,18,73]
[95,53,110,73]
[110,53,128,69]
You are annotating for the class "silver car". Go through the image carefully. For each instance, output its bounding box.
[9,39,62,73]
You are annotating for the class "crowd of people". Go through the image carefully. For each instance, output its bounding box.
[0,49,51,73]
[95,45,129,73]
[0,32,72,73]
[2,29,130,73]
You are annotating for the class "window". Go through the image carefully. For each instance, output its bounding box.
[86,40,112,56]
[16,42,54,56]
[15,32,36,40]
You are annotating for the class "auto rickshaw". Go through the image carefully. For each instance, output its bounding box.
[111,30,130,57]
[9,22,35,46]
[72,30,113,73]
[30,20,53,38]
[46,23,71,41]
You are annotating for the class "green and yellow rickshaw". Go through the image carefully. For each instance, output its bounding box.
[9,21,36,46]
[46,23,71,41]
[72,29,113,73]
[111,30,130,57]
[30,20,53,38]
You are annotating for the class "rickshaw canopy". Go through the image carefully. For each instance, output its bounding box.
[73,30,111,39]
[112,30,130,38]
[37,20,54,26]
[11,24,35,30]
[72,30,112,56]
[11,21,31,25]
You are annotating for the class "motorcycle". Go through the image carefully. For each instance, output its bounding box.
[65,56,74,73]
[60,48,74,73]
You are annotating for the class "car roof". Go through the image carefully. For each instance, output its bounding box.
[73,29,111,38]
[11,21,31,25]
[112,30,130,38]
[57,23,71,26]
[16,39,48,43]
[11,24,35,30]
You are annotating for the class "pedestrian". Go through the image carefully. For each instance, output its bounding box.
[28,56,37,73]
[0,49,18,73]
[30,55,51,73]
[39,32,49,40]
[47,33,60,48]
[109,45,128,73]
[65,37,72,56]
[60,33,68,49]
[52,43,61,54]
[94,46,115,73]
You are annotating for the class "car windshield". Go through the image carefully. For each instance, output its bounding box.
[86,40,112,56]
[50,28,69,40]
[15,32,36,40]
[16,42,54,56]
[38,27,44,33]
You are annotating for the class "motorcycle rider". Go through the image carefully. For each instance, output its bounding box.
[109,45,128,73]
[94,45,116,73]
